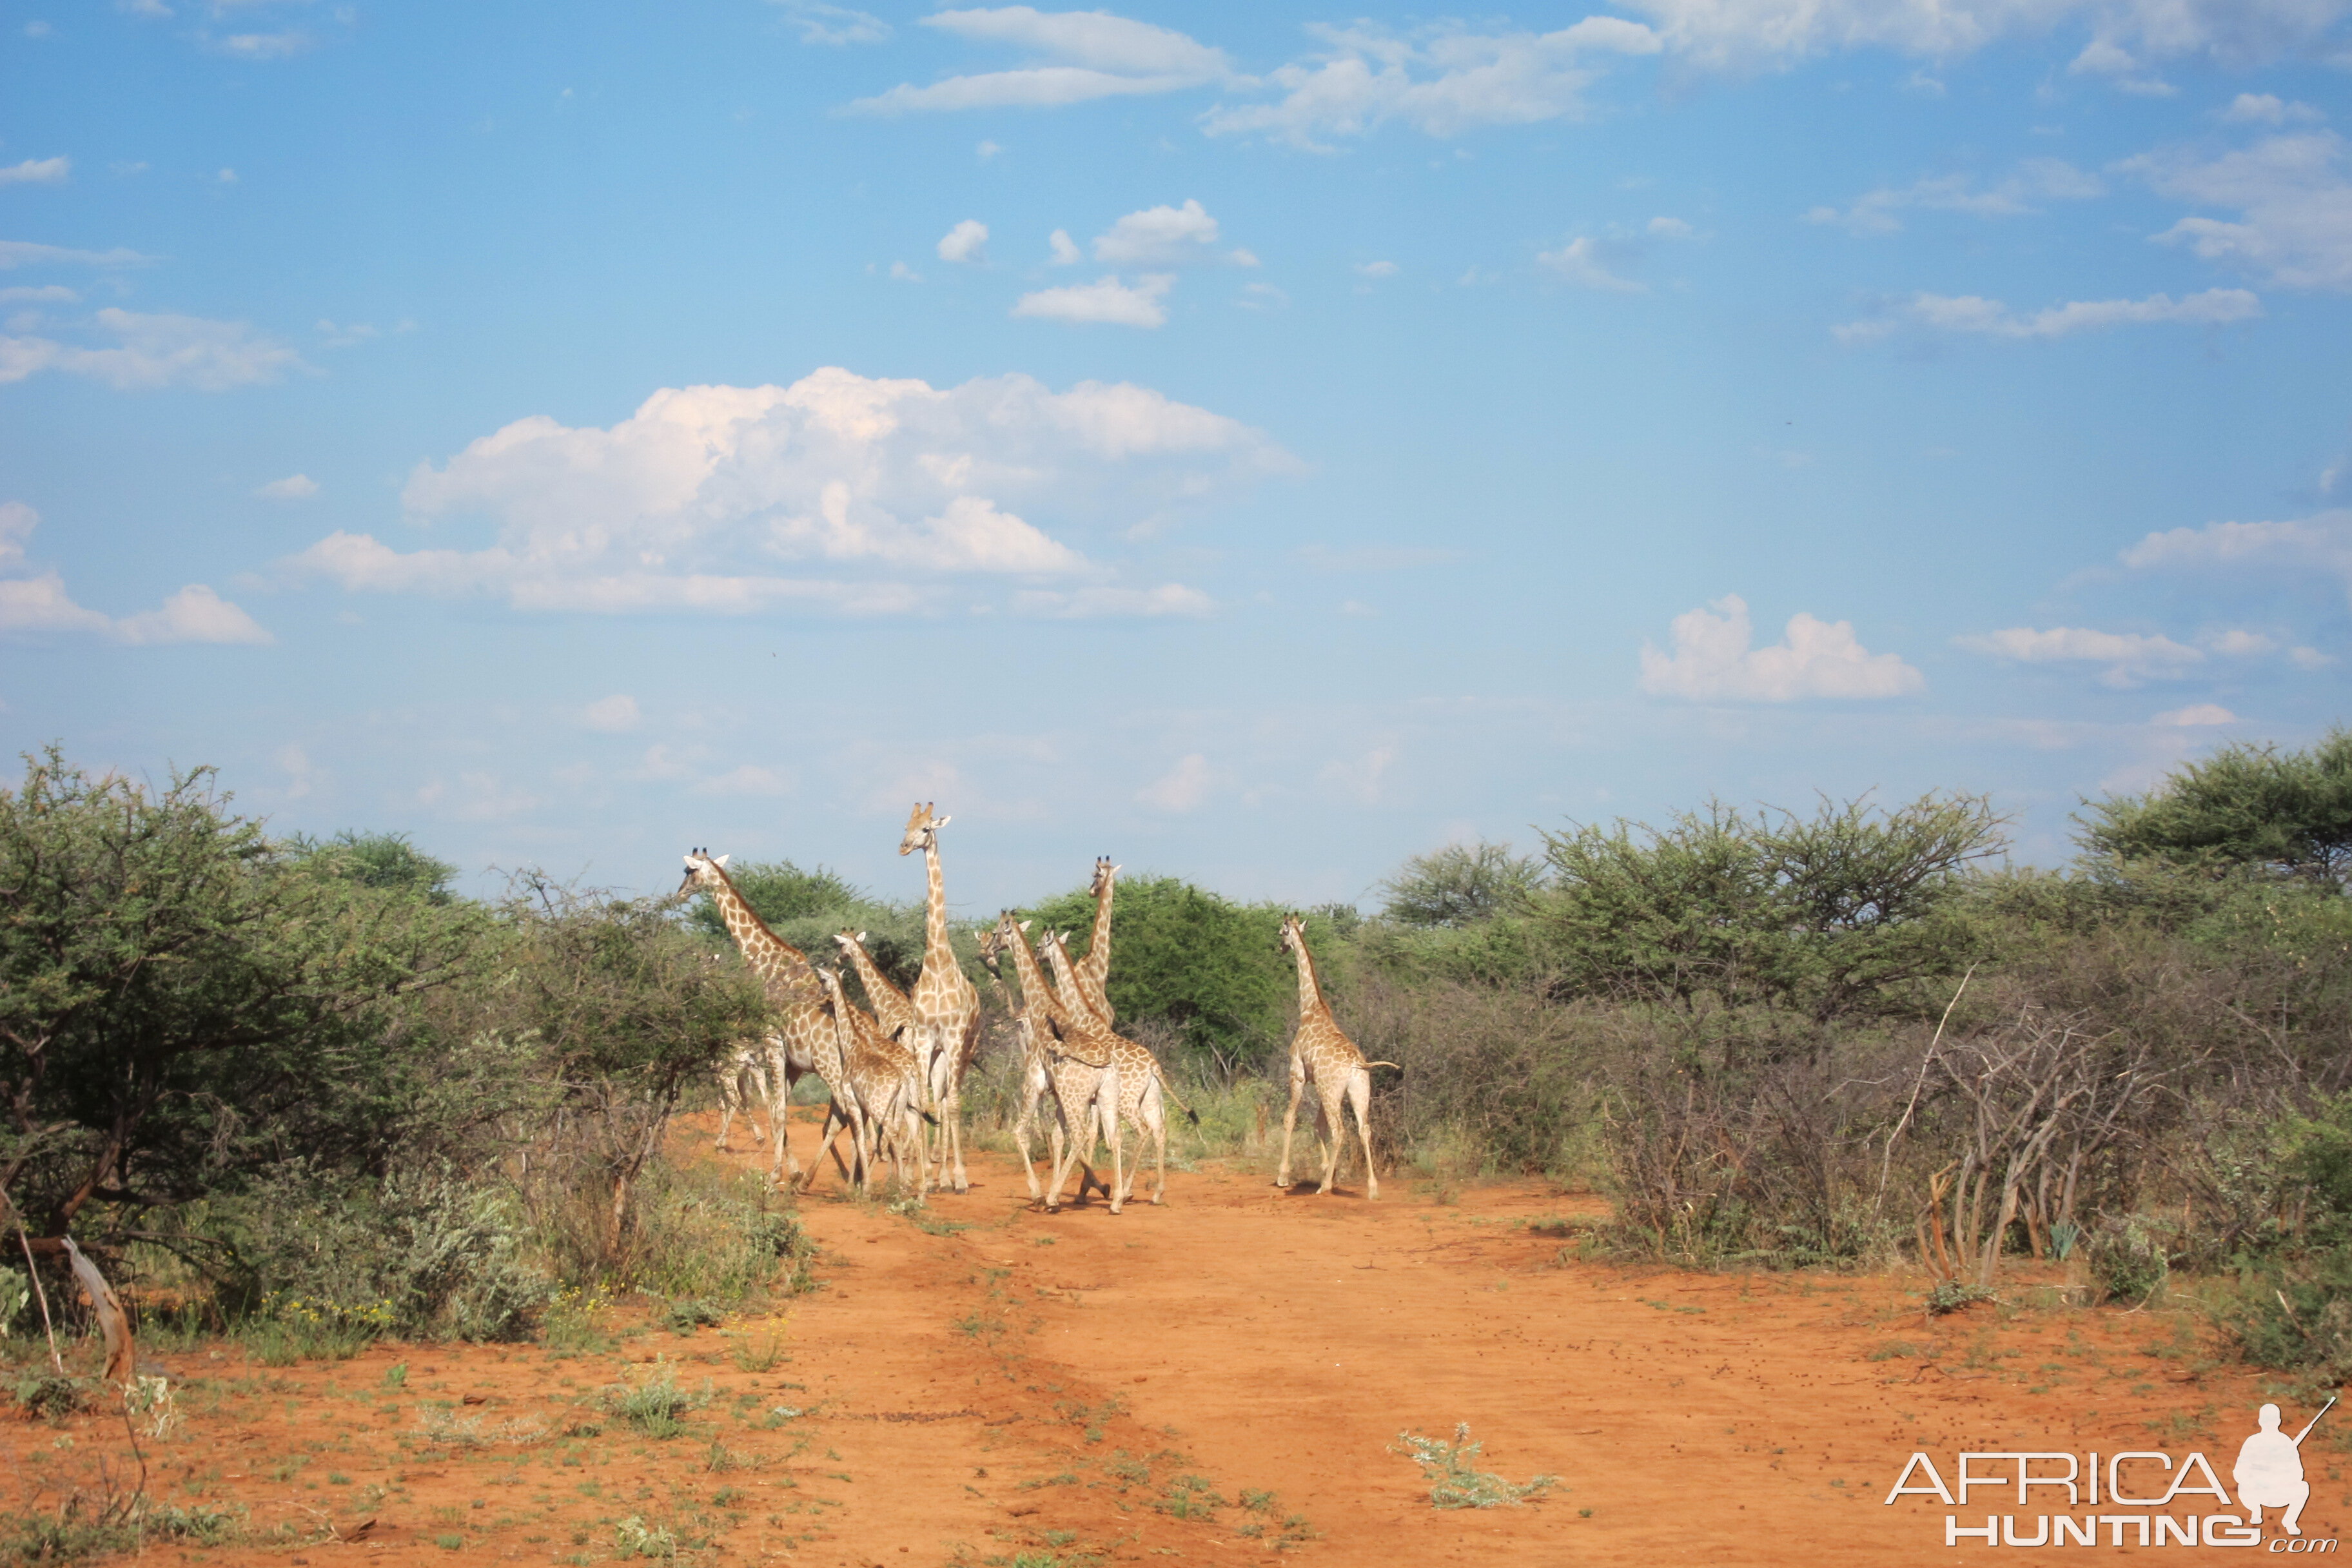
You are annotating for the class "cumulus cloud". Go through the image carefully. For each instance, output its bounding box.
[583,693,642,731]
[936,219,988,263]
[0,307,309,390]
[280,368,1286,618]
[1954,624,2203,686]
[1137,752,1211,810]
[2220,93,2325,126]
[1613,0,2350,72]
[1090,199,1245,266]
[0,500,270,643]
[1638,594,1923,701]
[2153,703,2237,726]
[1835,287,2260,343]
[1048,228,1083,264]
[1355,260,1399,278]
[2129,132,2352,292]
[1012,582,1213,617]
[0,240,151,270]
[255,473,317,500]
[770,0,888,46]
[2120,509,2352,604]
[1538,235,1643,291]
[1805,159,2102,235]
[1203,17,1659,148]
[850,7,1228,113]
[0,157,70,186]
[1012,273,1173,326]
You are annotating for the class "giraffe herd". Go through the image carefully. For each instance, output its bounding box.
[685,804,1391,1209]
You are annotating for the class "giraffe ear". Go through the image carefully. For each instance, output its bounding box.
[1019,919,1032,934]
[934,814,952,830]
[714,854,730,868]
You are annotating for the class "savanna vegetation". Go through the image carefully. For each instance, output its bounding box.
[3,725,2347,1431]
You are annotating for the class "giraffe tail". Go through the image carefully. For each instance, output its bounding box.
[1156,1072,1203,1129]
[1365,1061,1402,1071]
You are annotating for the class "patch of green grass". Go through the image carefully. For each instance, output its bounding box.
[1393,1423,1558,1509]
[600,1361,709,1440]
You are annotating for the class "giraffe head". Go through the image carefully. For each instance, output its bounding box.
[897,801,950,856]
[678,847,732,901]
[975,923,1006,974]
[1277,912,1307,956]
[1089,857,1120,897]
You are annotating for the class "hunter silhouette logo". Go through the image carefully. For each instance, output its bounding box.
[1882,1400,2337,1550]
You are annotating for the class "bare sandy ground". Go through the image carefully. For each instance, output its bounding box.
[5,1105,2340,1565]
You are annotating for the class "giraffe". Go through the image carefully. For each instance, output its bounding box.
[991,908,1124,1214]
[1075,857,1120,1024]
[1041,929,1195,1206]
[713,1037,776,1153]
[899,804,981,1193]
[977,923,1063,1205]
[678,849,852,1189]
[833,930,916,1042]
[814,966,932,1197]
[1273,913,1399,1199]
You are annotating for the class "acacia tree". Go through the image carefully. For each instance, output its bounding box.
[2081,728,2352,887]
[0,749,482,1264]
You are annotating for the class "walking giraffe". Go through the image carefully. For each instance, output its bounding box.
[814,966,932,1196]
[899,804,981,1193]
[678,849,856,1189]
[1042,928,1195,1205]
[990,909,1125,1213]
[1075,857,1119,1023]
[1273,913,1399,1199]
[832,930,916,1041]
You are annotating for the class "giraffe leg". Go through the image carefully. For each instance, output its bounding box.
[1102,1062,1125,1217]
[716,1065,740,1151]
[1274,1060,1306,1190]
[765,1059,805,1188]
[1318,1084,1347,1195]
[1044,1096,1077,1213]
[1348,1068,1378,1200]
[1139,1074,1168,1206]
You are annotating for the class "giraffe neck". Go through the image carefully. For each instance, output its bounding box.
[1291,937,1331,1023]
[707,868,814,1000]
[1082,870,1115,987]
[1003,920,1069,1030]
[845,939,907,1013]
[920,838,956,975]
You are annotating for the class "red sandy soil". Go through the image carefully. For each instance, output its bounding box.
[6,1107,2344,1566]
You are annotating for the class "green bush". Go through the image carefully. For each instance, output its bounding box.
[2085,1215,2171,1306]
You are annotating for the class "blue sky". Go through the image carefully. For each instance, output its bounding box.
[3,0,2348,910]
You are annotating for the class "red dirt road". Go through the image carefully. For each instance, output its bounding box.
[6,1108,2340,1565]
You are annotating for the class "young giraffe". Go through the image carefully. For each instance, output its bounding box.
[1274,913,1400,1199]
[1041,928,1195,1206]
[977,924,1067,1204]
[713,1037,775,1153]
[899,804,981,1193]
[1075,857,1120,1024]
[832,930,916,1042]
[991,908,1124,1214]
[678,850,852,1189]
[814,966,932,1196]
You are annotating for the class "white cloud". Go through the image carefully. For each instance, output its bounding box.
[2205,627,2275,655]
[1954,624,2202,685]
[2120,509,2352,603]
[937,219,988,263]
[0,307,309,389]
[0,240,151,270]
[2153,703,2237,726]
[1805,159,2102,235]
[977,139,1002,158]
[1639,594,1923,701]
[888,260,921,282]
[699,763,794,797]
[1319,745,1396,805]
[0,573,112,635]
[281,368,1289,618]
[1237,281,1288,309]
[2130,132,2352,292]
[1614,0,2349,72]
[1537,235,1643,292]
[0,500,33,567]
[1048,228,1082,264]
[1834,287,2260,342]
[1090,199,1242,266]
[1355,259,1398,278]
[583,693,641,731]
[0,285,77,304]
[2220,93,2324,126]
[2289,645,2334,669]
[1012,582,1212,618]
[850,7,1228,113]
[1203,18,1659,148]
[1646,215,1694,238]
[113,583,272,645]
[213,30,307,59]
[1137,752,1211,810]
[0,157,70,186]
[255,473,317,500]
[770,0,888,46]
[1011,272,1172,327]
